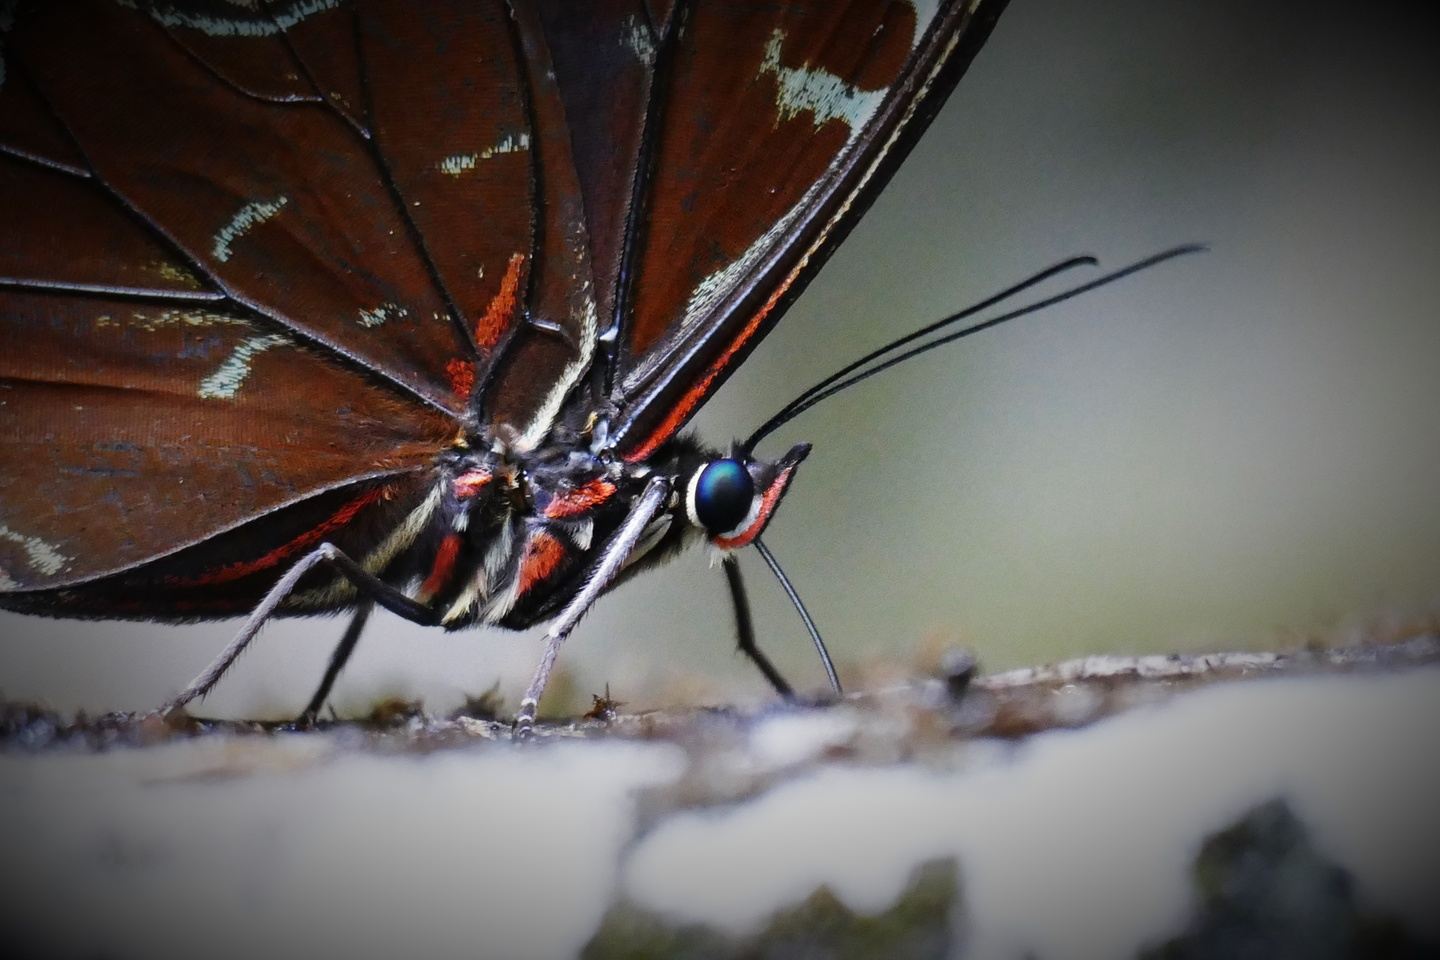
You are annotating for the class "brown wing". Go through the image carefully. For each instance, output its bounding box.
[0,0,1006,610]
[476,0,607,452]
[0,0,541,608]
[485,0,1007,460]
[0,287,452,593]
[6,0,538,412]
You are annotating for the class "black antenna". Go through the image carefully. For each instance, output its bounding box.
[745,245,1205,451]
[754,537,842,696]
[745,254,1097,451]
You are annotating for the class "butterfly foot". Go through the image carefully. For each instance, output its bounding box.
[155,693,190,723]
[138,701,198,742]
[512,697,539,742]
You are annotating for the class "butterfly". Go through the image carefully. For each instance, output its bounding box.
[0,0,1194,728]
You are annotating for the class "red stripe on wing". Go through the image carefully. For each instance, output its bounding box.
[476,253,526,350]
[168,486,387,587]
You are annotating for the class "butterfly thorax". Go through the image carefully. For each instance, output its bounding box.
[396,433,710,631]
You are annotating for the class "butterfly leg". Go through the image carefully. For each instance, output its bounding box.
[514,475,672,737]
[720,553,794,697]
[296,600,373,725]
[161,544,437,718]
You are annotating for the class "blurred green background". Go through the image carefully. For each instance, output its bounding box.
[3,0,1437,717]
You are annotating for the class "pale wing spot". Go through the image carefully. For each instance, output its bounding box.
[659,34,964,405]
[817,16,974,261]
[0,524,71,577]
[197,333,291,399]
[212,196,289,264]
[95,308,252,332]
[626,10,945,393]
[736,8,974,342]
[624,22,889,389]
[357,302,408,328]
[622,15,656,66]
[129,0,342,37]
[438,133,531,177]
[759,29,887,135]
[148,259,205,289]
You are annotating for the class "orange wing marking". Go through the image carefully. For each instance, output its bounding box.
[445,357,475,399]
[475,252,525,350]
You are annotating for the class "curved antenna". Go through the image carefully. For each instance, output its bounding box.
[754,537,842,696]
[745,245,1205,450]
[744,254,1097,452]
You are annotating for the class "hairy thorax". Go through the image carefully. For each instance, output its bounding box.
[378,426,711,631]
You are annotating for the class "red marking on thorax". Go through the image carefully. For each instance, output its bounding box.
[475,252,525,350]
[543,478,617,518]
[714,465,796,550]
[452,469,493,500]
[171,486,385,586]
[417,532,463,602]
[515,530,567,599]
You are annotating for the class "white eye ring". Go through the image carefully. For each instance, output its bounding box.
[684,467,705,529]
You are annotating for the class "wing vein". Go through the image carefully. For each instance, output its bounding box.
[348,4,480,361]
[10,21,464,420]
[153,17,329,111]
[472,0,545,407]
[600,0,689,400]
[260,0,373,138]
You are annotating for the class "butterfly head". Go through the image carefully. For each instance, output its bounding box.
[682,442,810,549]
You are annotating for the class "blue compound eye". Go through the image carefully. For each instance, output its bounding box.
[692,458,755,533]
